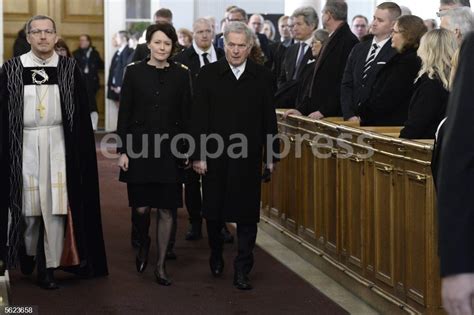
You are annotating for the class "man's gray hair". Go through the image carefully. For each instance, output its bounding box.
[26,15,56,33]
[440,0,471,7]
[323,0,348,22]
[291,6,319,29]
[442,6,474,37]
[193,17,212,31]
[223,22,254,47]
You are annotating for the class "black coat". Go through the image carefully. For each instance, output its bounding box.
[275,42,314,108]
[107,46,134,101]
[116,60,191,184]
[399,74,449,139]
[172,46,225,86]
[73,47,104,112]
[297,23,359,116]
[190,58,279,224]
[0,57,108,275]
[359,48,421,126]
[340,38,397,119]
[436,32,474,277]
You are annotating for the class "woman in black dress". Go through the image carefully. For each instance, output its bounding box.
[116,23,191,286]
[399,28,458,139]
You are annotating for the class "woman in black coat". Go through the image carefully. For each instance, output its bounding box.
[359,15,427,126]
[116,23,191,286]
[400,29,458,139]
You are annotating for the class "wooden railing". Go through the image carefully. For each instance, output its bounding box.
[261,109,441,314]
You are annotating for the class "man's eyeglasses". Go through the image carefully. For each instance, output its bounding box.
[29,29,56,36]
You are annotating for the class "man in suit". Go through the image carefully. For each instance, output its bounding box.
[191,22,279,290]
[107,31,133,105]
[435,32,474,315]
[285,0,359,119]
[173,18,225,241]
[275,6,318,108]
[131,8,174,62]
[341,2,401,122]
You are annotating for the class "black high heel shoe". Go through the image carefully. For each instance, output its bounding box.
[136,236,150,273]
[154,265,171,286]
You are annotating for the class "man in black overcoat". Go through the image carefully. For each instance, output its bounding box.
[191,22,279,290]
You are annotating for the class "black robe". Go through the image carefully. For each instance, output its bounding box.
[0,55,108,277]
[190,58,279,224]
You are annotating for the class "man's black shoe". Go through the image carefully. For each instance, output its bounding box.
[185,230,203,241]
[165,248,177,260]
[209,254,224,277]
[37,268,59,290]
[233,272,253,290]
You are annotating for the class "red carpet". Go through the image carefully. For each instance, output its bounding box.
[9,138,349,314]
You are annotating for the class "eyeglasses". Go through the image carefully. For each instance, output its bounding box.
[226,43,248,50]
[29,29,56,36]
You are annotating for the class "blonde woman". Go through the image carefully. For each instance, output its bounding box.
[399,28,458,139]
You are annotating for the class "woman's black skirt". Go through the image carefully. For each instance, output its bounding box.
[127,182,182,209]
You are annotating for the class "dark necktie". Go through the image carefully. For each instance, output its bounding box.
[202,52,210,66]
[292,42,307,80]
[362,43,379,81]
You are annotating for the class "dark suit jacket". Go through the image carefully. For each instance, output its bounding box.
[340,38,397,119]
[435,32,474,277]
[399,74,449,139]
[297,23,359,116]
[359,48,421,126]
[172,46,225,85]
[275,42,314,108]
[107,46,134,101]
[190,58,278,223]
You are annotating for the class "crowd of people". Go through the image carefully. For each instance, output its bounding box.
[1,1,473,314]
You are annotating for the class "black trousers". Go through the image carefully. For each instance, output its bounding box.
[206,220,257,274]
[184,169,202,225]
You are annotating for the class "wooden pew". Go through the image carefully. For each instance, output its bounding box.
[261,110,440,314]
